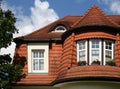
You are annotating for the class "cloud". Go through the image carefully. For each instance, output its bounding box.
[0,0,59,59]
[99,0,120,14]
[110,1,120,14]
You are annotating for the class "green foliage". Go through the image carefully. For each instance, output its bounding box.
[0,3,21,89]
[106,60,115,66]
[0,55,22,89]
[0,57,22,89]
[0,64,22,81]
[0,8,18,49]
[92,59,100,65]
[0,54,12,65]
[77,61,86,66]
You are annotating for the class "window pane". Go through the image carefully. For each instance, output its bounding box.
[39,59,44,70]
[33,59,38,70]
[79,41,85,50]
[105,50,112,61]
[79,51,85,61]
[39,50,44,58]
[105,42,112,50]
[33,51,38,58]
[92,40,99,48]
[92,50,99,61]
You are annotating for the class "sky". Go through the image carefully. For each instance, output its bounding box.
[1,0,120,59]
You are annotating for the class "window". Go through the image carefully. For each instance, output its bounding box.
[77,39,114,65]
[28,43,49,73]
[90,39,101,65]
[54,26,66,32]
[77,40,87,62]
[104,40,114,65]
[32,50,44,72]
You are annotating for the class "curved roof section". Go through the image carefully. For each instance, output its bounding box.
[14,5,120,42]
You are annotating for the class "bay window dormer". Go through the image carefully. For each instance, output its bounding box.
[77,39,114,65]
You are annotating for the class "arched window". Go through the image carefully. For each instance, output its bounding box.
[54,26,66,32]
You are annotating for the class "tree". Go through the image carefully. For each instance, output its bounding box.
[0,8,18,49]
[0,2,22,89]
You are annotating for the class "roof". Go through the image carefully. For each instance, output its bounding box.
[15,5,120,42]
[72,5,119,27]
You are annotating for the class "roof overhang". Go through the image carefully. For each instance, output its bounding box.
[14,37,62,43]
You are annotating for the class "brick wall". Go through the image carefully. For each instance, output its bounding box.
[65,65,120,78]
[14,42,63,84]
[14,30,120,84]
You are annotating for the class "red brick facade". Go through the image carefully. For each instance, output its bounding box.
[13,5,120,85]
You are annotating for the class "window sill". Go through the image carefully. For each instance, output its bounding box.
[28,72,48,74]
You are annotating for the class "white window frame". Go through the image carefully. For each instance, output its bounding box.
[77,40,87,62]
[77,39,114,66]
[27,43,49,73]
[89,39,102,65]
[32,50,45,72]
[103,40,114,65]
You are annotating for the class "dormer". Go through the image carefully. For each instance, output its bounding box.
[53,25,67,32]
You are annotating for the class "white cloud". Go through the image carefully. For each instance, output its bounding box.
[110,1,120,14]
[0,0,59,59]
[30,0,59,30]
[99,0,120,14]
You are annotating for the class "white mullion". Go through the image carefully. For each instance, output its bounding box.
[38,51,40,71]
[89,40,92,65]
[99,39,102,65]
[103,40,106,65]
[77,42,79,62]
[112,43,114,60]
[85,40,87,62]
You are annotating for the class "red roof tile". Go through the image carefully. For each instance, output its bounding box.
[72,5,119,27]
[15,5,120,41]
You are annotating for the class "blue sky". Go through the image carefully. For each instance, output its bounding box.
[5,0,117,18]
[1,0,120,58]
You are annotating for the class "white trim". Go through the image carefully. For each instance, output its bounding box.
[27,43,49,73]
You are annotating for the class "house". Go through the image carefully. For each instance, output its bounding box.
[13,5,120,89]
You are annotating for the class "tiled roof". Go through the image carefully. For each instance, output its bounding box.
[15,5,120,41]
[72,5,119,27]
